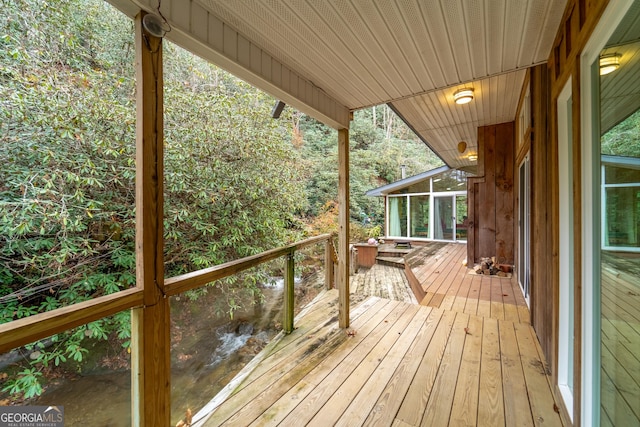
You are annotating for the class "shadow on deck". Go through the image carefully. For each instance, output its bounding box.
[194,243,563,426]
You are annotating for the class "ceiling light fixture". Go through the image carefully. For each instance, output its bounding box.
[599,53,621,75]
[457,141,467,153]
[142,13,171,38]
[453,88,474,104]
[468,154,478,162]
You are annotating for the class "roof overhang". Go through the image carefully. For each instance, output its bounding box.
[108,0,568,166]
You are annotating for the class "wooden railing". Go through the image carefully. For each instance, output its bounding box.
[165,233,336,332]
[0,233,337,353]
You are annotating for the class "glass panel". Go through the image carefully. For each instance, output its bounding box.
[434,197,453,240]
[604,186,640,248]
[598,3,640,424]
[0,313,132,425]
[409,195,429,238]
[388,197,407,237]
[405,180,430,193]
[455,195,468,240]
[432,170,469,192]
[604,162,640,184]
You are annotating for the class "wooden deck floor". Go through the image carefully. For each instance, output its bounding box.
[195,243,561,427]
[406,243,530,324]
[350,263,418,304]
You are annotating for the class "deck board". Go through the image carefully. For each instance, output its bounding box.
[361,308,445,427]
[335,306,433,427]
[477,317,505,427]
[412,244,527,324]
[499,322,534,426]
[449,314,482,427]
[196,243,562,427]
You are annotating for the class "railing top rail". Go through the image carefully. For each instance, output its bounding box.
[0,234,334,354]
[164,233,333,296]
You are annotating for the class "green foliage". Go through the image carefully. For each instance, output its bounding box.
[298,107,443,224]
[0,0,440,400]
[2,368,43,399]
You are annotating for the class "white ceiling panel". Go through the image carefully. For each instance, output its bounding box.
[391,71,527,169]
[197,0,564,108]
[113,0,566,167]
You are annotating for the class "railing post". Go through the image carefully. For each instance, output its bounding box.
[283,251,295,334]
[132,12,170,427]
[325,239,335,289]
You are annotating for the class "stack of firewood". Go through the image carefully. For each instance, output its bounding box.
[475,257,498,275]
[474,256,511,277]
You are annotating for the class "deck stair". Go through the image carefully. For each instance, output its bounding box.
[375,245,412,268]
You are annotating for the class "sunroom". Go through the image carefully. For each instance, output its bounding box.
[366,166,471,242]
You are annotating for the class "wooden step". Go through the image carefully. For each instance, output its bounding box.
[378,248,413,258]
[376,256,405,268]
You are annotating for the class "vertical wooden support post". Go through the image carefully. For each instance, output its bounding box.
[131,13,170,427]
[324,239,335,289]
[338,128,350,328]
[283,251,295,334]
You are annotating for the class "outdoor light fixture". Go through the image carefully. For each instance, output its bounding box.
[142,13,170,37]
[468,154,478,162]
[599,53,621,75]
[457,141,467,153]
[271,100,286,118]
[453,88,474,104]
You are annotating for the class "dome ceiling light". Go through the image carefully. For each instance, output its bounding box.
[599,53,621,75]
[453,88,474,104]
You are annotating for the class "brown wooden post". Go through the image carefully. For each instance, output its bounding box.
[283,251,295,333]
[131,12,171,426]
[338,128,350,328]
[324,239,335,289]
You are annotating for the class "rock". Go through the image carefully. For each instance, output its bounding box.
[237,322,254,335]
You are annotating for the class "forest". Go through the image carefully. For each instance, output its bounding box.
[0,0,441,398]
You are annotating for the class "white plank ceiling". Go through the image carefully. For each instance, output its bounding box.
[111,0,568,169]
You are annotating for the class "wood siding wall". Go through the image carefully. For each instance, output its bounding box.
[529,63,554,383]
[467,122,515,265]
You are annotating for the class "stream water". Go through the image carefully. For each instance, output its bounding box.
[29,274,321,426]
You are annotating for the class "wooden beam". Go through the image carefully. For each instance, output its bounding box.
[164,234,331,296]
[283,252,295,334]
[338,128,350,328]
[131,13,170,427]
[325,239,335,289]
[0,288,142,354]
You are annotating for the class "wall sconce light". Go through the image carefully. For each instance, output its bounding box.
[143,13,171,38]
[457,141,467,153]
[453,88,474,104]
[468,154,478,162]
[599,53,621,75]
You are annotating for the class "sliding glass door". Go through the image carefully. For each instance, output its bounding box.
[582,1,640,424]
[388,196,407,237]
[410,195,430,238]
[433,196,453,240]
